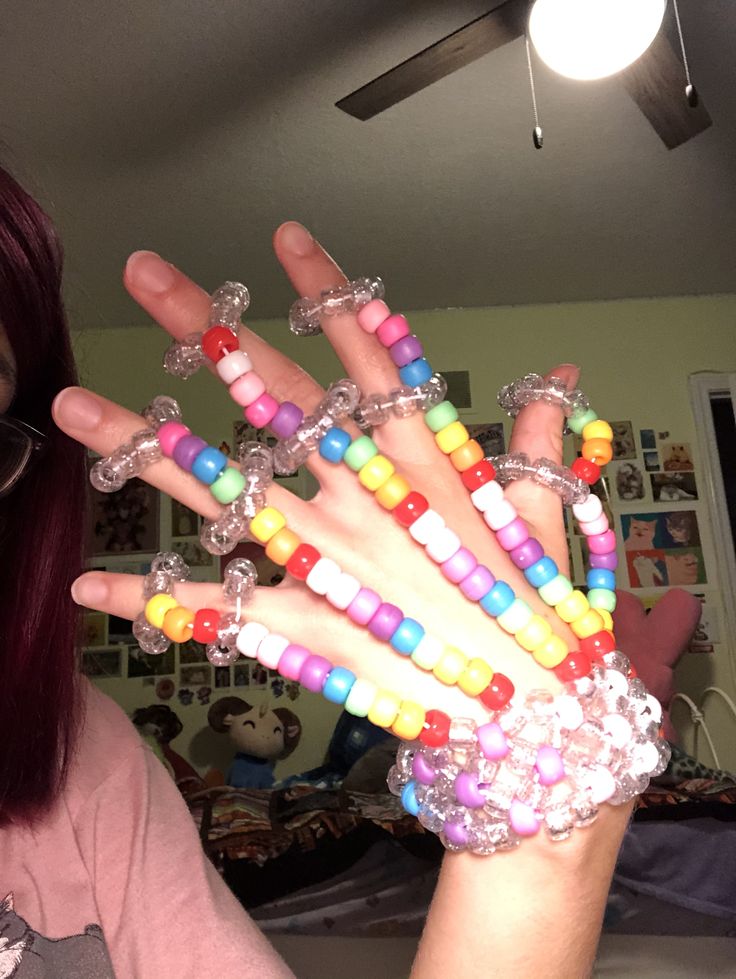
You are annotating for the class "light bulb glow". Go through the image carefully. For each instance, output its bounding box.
[529,0,666,81]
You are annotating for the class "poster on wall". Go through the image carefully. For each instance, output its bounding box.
[610,422,637,460]
[621,511,706,588]
[611,461,647,502]
[82,611,108,648]
[127,646,176,678]
[89,476,160,556]
[650,472,698,502]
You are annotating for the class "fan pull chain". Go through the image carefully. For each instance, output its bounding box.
[672,0,699,108]
[525,34,543,149]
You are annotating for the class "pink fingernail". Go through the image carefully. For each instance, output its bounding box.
[279,222,314,257]
[71,575,109,607]
[126,250,176,294]
[53,388,102,431]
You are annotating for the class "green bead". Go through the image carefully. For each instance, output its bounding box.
[343,435,378,471]
[344,678,378,717]
[568,408,598,435]
[424,400,458,433]
[588,588,617,613]
[538,574,573,606]
[210,466,246,504]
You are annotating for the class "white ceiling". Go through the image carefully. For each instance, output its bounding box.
[1,0,735,328]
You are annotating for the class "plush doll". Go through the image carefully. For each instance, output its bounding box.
[613,588,702,743]
[207,696,301,789]
[131,704,206,794]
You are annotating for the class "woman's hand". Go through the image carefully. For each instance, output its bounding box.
[54,222,579,724]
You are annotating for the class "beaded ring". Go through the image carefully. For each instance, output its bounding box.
[486,452,589,507]
[289,277,385,337]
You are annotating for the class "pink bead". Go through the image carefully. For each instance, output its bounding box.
[230,371,266,407]
[376,313,410,348]
[588,529,617,555]
[244,392,279,428]
[578,513,609,536]
[509,799,540,837]
[278,643,311,680]
[356,299,391,334]
[535,745,565,786]
[441,546,477,584]
[495,516,529,551]
[157,421,191,457]
[346,587,382,626]
[476,722,509,760]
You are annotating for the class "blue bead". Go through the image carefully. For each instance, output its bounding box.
[322,666,356,704]
[319,427,351,463]
[191,446,228,485]
[399,358,433,387]
[390,618,425,655]
[401,780,420,816]
[524,556,559,589]
[587,568,616,591]
[480,580,515,617]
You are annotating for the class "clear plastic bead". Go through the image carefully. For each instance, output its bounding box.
[162,334,206,379]
[151,551,191,580]
[143,570,174,599]
[386,766,406,796]
[237,441,273,477]
[389,385,419,419]
[141,395,182,430]
[273,436,310,475]
[354,394,391,429]
[89,456,129,493]
[231,491,267,524]
[449,717,477,747]
[223,558,258,603]
[565,389,590,417]
[289,296,322,337]
[130,429,163,468]
[200,515,245,556]
[415,373,447,411]
[323,378,361,419]
[209,282,250,328]
[206,642,241,667]
[132,612,171,655]
[295,414,331,451]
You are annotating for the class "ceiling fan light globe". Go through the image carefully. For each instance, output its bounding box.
[529,0,666,81]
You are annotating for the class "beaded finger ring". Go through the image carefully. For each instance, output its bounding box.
[289,277,385,337]
[162,282,251,379]
[490,452,589,506]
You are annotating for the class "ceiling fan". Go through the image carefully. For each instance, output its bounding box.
[335,0,711,149]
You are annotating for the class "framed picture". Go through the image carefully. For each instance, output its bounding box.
[89,476,159,556]
[180,664,212,687]
[127,646,176,678]
[171,498,200,537]
[82,647,122,678]
[171,537,213,567]
[82,611,108,648]
[179,640,209,664]
[107,613,135,644]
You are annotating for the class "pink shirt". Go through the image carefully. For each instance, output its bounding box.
[0,681,295,978]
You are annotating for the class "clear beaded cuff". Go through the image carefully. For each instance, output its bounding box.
[498,373,590,420]
[90,428,162,493]
[388,653,669,855]
[132,552,191,654]
[353,374,448,430]
[289,277,384,337]
[491,452,590,506]
[163,281,250,379]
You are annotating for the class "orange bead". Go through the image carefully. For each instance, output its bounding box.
[450,438,484,473]
[162,605,195,643]
[582,438,613,466]
[375,473,411,510]
[265,527,301,566]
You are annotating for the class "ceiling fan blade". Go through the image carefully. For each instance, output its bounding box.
[620,31,712,149]
[336,0,528,120]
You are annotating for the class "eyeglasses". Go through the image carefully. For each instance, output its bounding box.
[0,416,47,499]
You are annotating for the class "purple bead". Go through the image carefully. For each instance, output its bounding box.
[443,821,469,847]
[476,722,509,760]
[269,401,303,439]
[509,799,540,837]
[589,550,618,571]
[454,772,486,808]
[510,537,544,570]
[459,564,495,601]
[368,602,404,641]
[278,643,311,680]
[173,434,208,471]
[346,588,382,626]
[389,334,423,368]
[496,516,529,552]
[411,752,437,785]
[441,546,477,584]
[299,654,332,693]
[535,745,565,786]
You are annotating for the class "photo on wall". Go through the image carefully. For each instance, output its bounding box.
[179,640,209,664]
[82,647,122,678]
[171,537,214,567]
[171,498,200,537]
[651,472,698,502]
[612,461,646,502]
[82,611,109,648]
[127,646,176,678]
[661,442,695,472]
[621,511,706,588]
[466,422,505,459]
[610,421,636,460]
[89,476,160,556]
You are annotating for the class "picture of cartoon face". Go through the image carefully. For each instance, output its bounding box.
[624,518,657,551]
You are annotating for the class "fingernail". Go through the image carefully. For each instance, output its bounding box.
[71,575,109,607]
[125,250,176,294]
[54,388,102,430]
[279,222,314,257]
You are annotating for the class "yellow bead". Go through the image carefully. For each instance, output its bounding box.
[597,609,614,632]
[516,614,553,652]
[358,454,395,491]
[433,645,468,685]
[162,606,195,643]
[367,689,401,729]
[392,701,426,740]
[582,419,613,443]
[532,634,569,669]
[571,608,606,639]
[435,421,469,455]
[145,593,179,629]
[555,589,590,623]
[375,473,411,510]
[450,438,484,472]
[457,657,494,696]
[249,506,287,544]
[582,438,613,466]
[265,527,301,566]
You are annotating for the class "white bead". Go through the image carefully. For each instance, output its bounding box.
[602,713,632,749]
[483,499,517,531]
[632,740,659,774]
[604,669,629,697]
[469,480,503,513]
[216,349,252,384]
[586,766,616,804]
[409,508,445,545]
[554,695,584,731]
[572,495,602,523]
[326,572,361,610]
[306,557,342,596]
[257,632,289,669]
[236,621,268,658]
[496,598,533,634]
[643,694,663,724]
[425,527,461,564]
[411,633,445,670]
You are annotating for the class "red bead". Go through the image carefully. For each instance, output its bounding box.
[461,459,497,492]
[554,651,592,682]
[419,709,451,747]
[286,543,321,581]
[478,672,514,711]
[393,491,429,527]
[202,325,239,362]
[192,608,220,643]
[579,630,616,659]
[571,457,601,485]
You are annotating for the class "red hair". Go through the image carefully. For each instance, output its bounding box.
[0,167,87,825]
